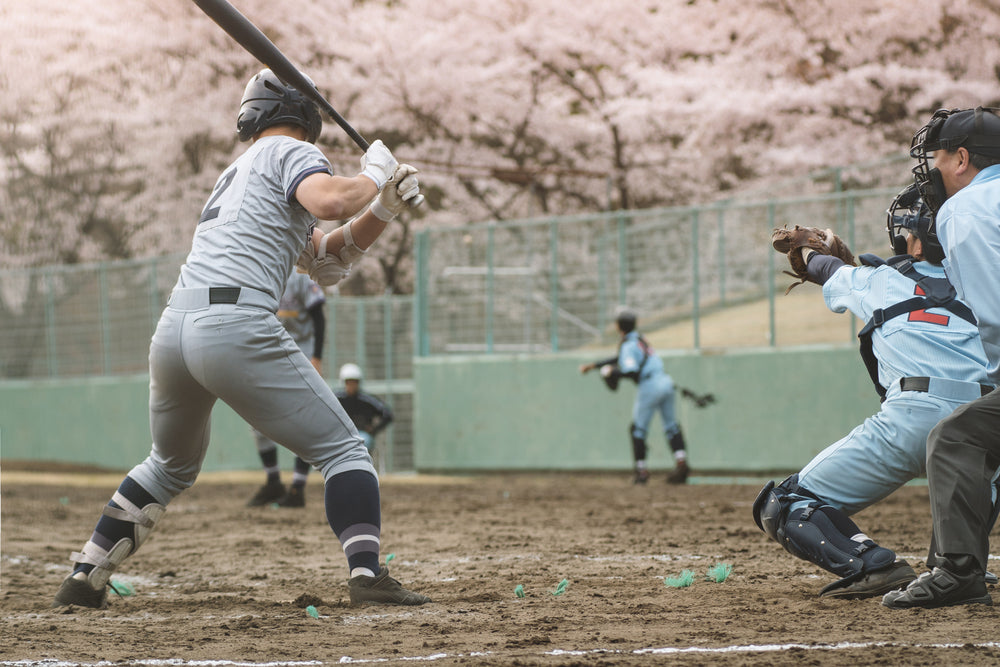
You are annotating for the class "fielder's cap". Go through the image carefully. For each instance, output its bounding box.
[925,106,1000,156]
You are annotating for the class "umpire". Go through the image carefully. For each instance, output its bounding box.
[580,306,690,484]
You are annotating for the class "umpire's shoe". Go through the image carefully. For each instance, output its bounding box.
[819,560,916,599]
[52,573,108,609]
[349,567,431,606]
[882,555,993,609]
[247,480,286,507]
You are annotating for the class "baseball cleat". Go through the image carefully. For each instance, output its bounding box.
[52,573,108,609]
[632,469,650,484]
[349,567,430,606]
[986,571,998,585]
[246,480,286,507]
[277,486,305,508]
[819,560,916,599]
[882,565,993,609]
[666,460,690,484]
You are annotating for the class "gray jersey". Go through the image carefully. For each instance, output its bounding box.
[279,271,326,347]
[177,135,332,301]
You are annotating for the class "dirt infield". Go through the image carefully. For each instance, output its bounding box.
[1,469,998,666]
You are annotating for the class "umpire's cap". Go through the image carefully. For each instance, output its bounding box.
[921,107,1000,157]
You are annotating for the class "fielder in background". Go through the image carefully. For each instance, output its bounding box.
[334,363,394,457]
[246,270,327,509]
[580,306,691,484]
[53,68,429,609]
[755,190,993,600]
[883,106,1000,609]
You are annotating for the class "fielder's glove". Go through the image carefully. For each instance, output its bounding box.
[771,225,856,293]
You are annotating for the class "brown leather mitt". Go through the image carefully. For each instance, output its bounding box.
[771,225,856,293]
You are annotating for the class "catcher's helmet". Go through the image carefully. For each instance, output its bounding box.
[237,69,323,144]
[339,363,363,382]
[909,106,1000,213]
[886,183,944,264]
[615,306,637,333]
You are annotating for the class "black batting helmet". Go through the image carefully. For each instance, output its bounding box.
[237,69,323,144]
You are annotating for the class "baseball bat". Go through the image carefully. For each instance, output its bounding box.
[192,0,424,207]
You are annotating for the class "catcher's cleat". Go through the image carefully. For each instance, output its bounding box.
[277,486,305,508]
[52,573,108,609]
[349,567,431,606]
[986,571,999,586]
[632,469,650,484]
[246,480,286,507]
[819,560,916,599]
[666,460,689,485]
[882,559,993,609]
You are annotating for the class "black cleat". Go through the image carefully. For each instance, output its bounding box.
[882,563,993,609]
[349,567,431,606]
[277,486,305,508]
[666,460,690,484]
[52,574,108,609]
[247,480,286,507]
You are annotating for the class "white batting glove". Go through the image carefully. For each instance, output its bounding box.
[371,164,419,222]
[360,140,398,190]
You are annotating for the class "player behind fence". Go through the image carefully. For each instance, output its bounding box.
[580,307,691,484]
[53,68,428,609]
[334,363,393,456]
[755,190,993,600]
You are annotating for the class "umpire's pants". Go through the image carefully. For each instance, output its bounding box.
[926,388,1000,572]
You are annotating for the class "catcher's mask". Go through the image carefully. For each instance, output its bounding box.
[910,106,1000,213]
[237,68,323,144]
[886,182,943,263]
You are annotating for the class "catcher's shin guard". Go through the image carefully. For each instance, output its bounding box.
[71,491,166,590]
[753,479,895,584]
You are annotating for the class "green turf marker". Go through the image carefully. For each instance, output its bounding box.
[552,578,569,596]
[109,580,135,596]
[305,605,319,618]
[514,584,525,598]
[386,553,396,564]
[706,563,733,583]
[664,570,696,588]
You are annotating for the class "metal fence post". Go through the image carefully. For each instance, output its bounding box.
[414,232,430,356]
[486,224,495,353]
[691,209,701,350]
[549,221,559,351]
[767,201,777,347]
[99,263,111,374]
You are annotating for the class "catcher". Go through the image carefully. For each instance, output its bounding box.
[753,187,997,599]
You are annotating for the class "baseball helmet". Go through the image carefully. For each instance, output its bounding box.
[886,182,944,264]
[339,363,363,382]
[909,106,1000,213]
[237,69,323,144]
[615,306,637,333]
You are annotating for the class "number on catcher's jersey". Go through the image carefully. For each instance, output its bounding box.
[908,284,950,326]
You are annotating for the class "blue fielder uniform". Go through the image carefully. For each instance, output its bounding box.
[618,332,680,443]
[793,260,990,516]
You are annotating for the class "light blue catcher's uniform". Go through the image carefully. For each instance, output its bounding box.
[618,332,679,441]
[790,260,991,516]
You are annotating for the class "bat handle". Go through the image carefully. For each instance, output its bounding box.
[407,194,425,209]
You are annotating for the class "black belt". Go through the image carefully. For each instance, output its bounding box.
[900,376,993,397]
[208,287,242,304]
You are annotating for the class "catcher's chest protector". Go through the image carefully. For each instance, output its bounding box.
[856,254,977,399]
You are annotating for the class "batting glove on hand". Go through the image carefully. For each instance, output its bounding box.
[360,140,398,190]
[371,164,419,222]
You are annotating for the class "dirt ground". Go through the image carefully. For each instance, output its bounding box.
[1,468,998,666]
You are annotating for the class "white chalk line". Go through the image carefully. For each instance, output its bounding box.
[4,641,1000,666]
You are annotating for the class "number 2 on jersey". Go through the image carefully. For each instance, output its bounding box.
[198,167,237,224]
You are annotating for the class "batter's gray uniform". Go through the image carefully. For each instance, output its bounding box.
[129,135,371,504]
[252,271,327,455]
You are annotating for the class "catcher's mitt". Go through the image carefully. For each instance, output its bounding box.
[771,225,856,293]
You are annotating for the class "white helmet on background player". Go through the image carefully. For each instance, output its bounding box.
[339,363,363,382]
[237,68,323,143]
